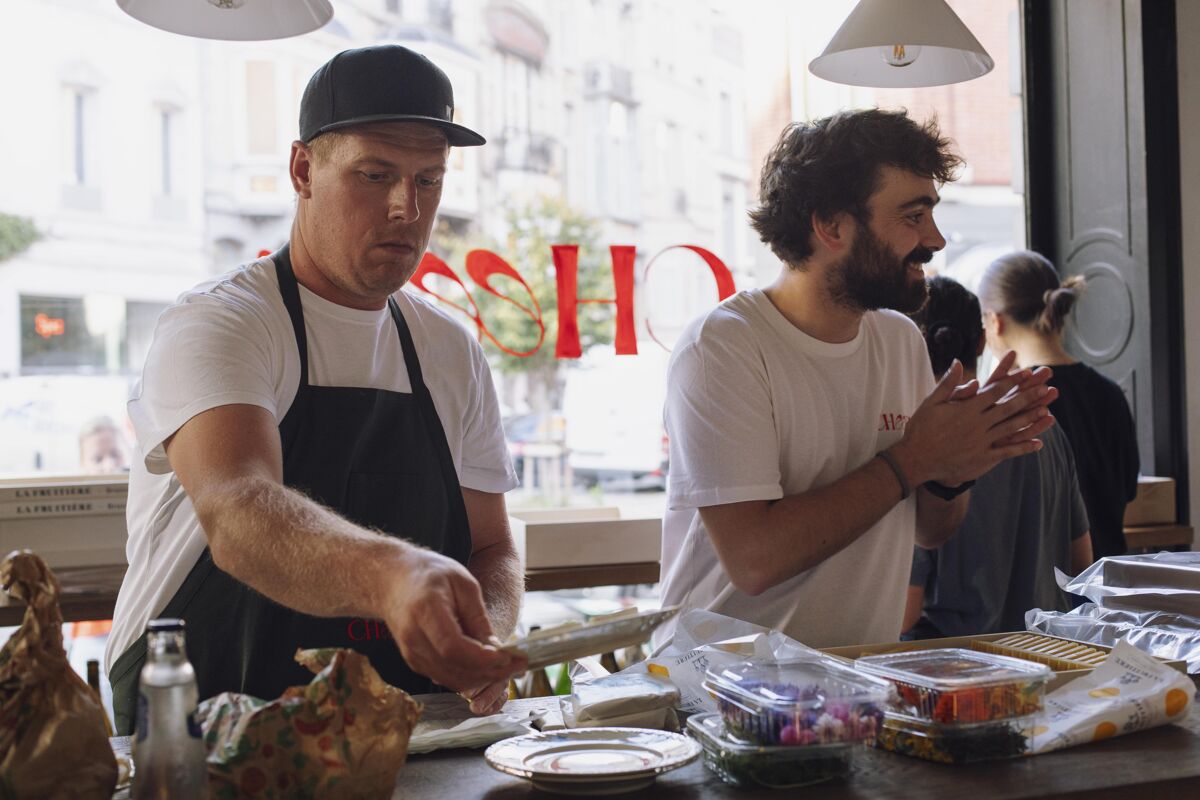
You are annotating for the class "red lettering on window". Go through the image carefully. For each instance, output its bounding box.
[643,245,736,351]
[465,249,545,356]
[552,244,638,358]
[411,251,487,330]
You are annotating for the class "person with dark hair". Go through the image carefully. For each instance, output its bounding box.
[902,277,1092,638]
[106,46,526,734]
[978,250,1140,560]
[658,109,1058,648]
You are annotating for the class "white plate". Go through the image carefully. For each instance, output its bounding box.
[502,605,680,670]
[485,727,701,795]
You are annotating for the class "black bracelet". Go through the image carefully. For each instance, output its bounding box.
[922,479,976,501]
[876,449,911,500]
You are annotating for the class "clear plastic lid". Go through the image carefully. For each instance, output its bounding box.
[853,649,1051,690]
[687,712,852,757]
[704,657,893,716]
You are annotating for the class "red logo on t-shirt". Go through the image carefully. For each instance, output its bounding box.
[878,413,910,432]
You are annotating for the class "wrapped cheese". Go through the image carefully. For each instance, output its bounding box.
[198,648,421,798]
[561,673,681,730]
[0,550,118,799]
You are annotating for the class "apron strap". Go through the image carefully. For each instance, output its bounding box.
[388,295,472,560]
[272,245,310,387]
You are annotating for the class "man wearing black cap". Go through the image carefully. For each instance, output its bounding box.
[107,45,525,734]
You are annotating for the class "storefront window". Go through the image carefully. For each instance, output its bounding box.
[0,0,1024,500]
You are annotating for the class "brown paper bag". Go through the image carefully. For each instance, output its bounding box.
[198,648,421,799]
[0,550,118,799]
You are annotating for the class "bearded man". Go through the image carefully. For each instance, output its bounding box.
[657,109,1058,647]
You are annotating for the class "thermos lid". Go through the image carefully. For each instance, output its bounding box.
[147,618,186,632]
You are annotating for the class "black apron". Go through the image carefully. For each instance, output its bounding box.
[111,247,473,734]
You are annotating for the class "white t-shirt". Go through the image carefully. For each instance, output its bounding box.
[659,288,934,648]
[106,257,517,670]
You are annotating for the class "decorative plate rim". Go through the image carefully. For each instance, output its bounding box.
[484,727,701,781]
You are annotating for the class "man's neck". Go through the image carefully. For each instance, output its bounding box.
[287,220,387,311]
[762,264,864,344]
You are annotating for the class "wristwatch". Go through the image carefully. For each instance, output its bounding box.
[922,479,975,501]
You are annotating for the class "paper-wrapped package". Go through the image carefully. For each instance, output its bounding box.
[406,693,543,754]
[561,673,681,730]
[0,550,118,799]
[1029,638,1195,754]
[197,648,421,799]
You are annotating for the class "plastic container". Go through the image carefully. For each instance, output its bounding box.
[854,648,1051,724]
[701,658,892,746]
[687,712,854,788]
[874,713,1035,764]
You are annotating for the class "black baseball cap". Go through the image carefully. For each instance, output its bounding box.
[299,45,485,147]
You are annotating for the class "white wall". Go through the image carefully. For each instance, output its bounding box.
[1178,0,1200,545]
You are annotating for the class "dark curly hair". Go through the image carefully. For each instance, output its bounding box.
[908,276,983,377]
[749,108,962,267]
[978,249,1084,335]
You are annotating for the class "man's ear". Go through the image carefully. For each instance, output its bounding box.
[290,141,314,198]
[811,210,854,255]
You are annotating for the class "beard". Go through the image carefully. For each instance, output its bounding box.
[827,225,932,313]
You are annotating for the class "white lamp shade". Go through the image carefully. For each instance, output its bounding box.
[117,0,334,41]
[809,0,994,88]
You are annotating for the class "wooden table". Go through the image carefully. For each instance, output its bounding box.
[0,562,663,626]
[112,704,1200,799]
[395,705,1200,799]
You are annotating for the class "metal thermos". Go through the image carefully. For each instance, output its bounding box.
[132,618,207,800]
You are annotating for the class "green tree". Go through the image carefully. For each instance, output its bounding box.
[432,196,615,411]
[0,213,38,262]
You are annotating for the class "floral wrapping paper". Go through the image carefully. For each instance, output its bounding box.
[0,550,118,799]
[197,648,422,799]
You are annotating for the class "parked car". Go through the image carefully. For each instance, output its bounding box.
[562,350,670,492]
[503,410,565,484]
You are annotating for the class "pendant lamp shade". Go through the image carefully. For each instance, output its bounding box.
[117,0,334,41]
[809,0,993,88]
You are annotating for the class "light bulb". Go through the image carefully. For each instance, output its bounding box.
[881,44,922,68]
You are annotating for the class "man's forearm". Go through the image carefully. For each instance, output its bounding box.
[915,488,968,548]
[701,455,908,596]
[468,541,522,638]
[198,475,410,619]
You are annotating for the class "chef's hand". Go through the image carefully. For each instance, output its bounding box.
[460,679,510,716]
[380,545,526,692]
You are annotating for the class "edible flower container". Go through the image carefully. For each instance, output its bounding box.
[701,657,892,747]
[874,714,1035,764]
[854,648,1051,725]
[687,712,855,788]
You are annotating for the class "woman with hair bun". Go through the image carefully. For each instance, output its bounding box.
[902,277,1092,637]
[978,250,1140,560]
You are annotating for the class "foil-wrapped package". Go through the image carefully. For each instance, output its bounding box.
[0,550,118,799]
[197,648,421,798]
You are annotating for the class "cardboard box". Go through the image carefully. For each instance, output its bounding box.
[1124,476,1177,527]
[509,507,661,569]
[0,475,129,570]
[820,631,1188,692]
